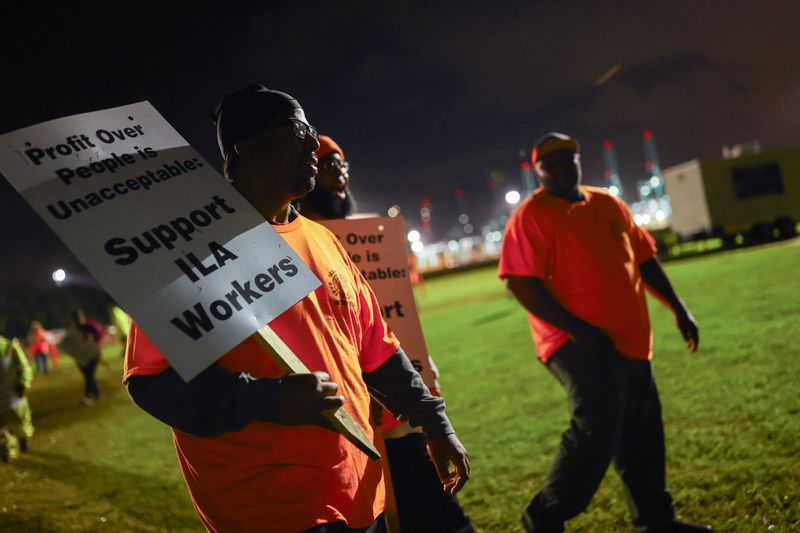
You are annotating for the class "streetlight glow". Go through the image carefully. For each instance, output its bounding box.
[407,230,421,243]
[52,268,66,284]
[505,190,521,205]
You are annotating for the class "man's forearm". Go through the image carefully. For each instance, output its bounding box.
[363,347,454,440]
[126,364,281,438]
[639,257,688,315]
[128,348,455,439]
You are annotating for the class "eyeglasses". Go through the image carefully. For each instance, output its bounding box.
[288,118,318,141]
[319,158,350,173]
[262,118,318,141]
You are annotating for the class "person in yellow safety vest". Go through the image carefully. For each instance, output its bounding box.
[0,335,34,462]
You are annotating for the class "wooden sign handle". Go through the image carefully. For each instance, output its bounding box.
[253,324,381,460]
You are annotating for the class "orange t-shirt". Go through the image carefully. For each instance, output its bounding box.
[30,328,50,354]
[124,215,399,533]
[498,186,657,362]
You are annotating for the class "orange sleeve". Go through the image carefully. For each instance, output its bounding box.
[615,197,657,264]
[498,203,550,280]
[122,323,171,383]
[355,276,400,373]
[631,226,657,264]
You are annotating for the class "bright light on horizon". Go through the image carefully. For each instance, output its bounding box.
[608,185,620,197]
[505,190,521,205]
[407,230,421,243]
[410,241,424,253]
[650,176,661,188]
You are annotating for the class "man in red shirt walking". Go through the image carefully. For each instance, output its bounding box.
[500,133,710,532]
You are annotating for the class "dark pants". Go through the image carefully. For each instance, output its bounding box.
[525,341,674,532]
[79,358,100,399]
[305,515,385,533]
[34,353,49,374]
[379,432,474,533]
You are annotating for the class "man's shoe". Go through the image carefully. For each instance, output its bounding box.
[521,509,534,533]
[667,519,712,532]
[520,508,566,533]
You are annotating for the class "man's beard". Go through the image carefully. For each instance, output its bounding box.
[304,185,356,220]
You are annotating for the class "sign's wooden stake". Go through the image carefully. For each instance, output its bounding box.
[254,324,381,460]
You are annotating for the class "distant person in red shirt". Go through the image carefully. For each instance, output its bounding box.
[28,321,51,375]
[500,133,710,533]
[124,85,469,533]
[298,134,474,533]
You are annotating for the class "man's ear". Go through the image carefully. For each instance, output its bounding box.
[535,161,544,177]
[234,138,251,158]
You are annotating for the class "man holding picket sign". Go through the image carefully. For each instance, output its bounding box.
[0,85,468,533]
[123,85,469,532]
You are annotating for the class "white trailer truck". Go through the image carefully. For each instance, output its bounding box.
[663,146,800,242]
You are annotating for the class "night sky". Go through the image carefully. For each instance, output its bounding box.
[2,1,799,287]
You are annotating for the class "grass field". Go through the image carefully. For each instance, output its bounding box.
[1,240,798,532]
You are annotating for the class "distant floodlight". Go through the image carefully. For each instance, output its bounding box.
[458,214,469,224]
[464,223,474,234]
[407,230,421,242]
[650,176,661,188]
[641,214,652,224]
[655,210,666,221]
[387,205,400,218]
[505,190,521,205]
[640,185,651,197]
[52,268,66,283]
[608,185,620,197]
[411,241,424,253]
